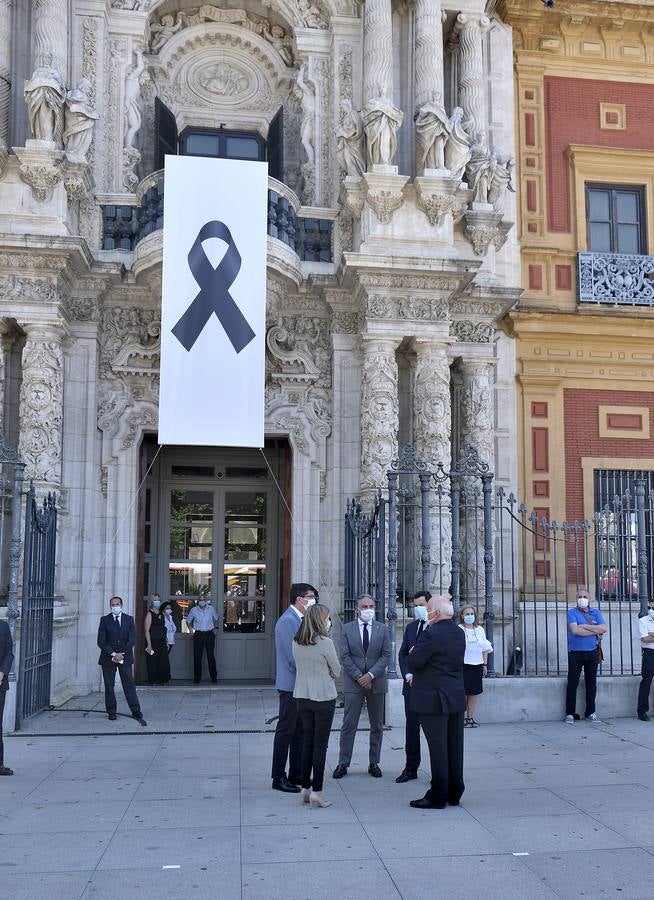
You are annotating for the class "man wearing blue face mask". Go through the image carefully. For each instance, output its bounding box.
[396,590,431,783]
[636,600,654,720]
[97,596,146,725]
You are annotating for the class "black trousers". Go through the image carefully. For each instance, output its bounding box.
[404,693,421,772]
[566,650,598,717]
[0,689,6,766]
[637,649,654,715]
[193,631,217,683]
[271,690,303,780]
[101,663,142,717]
[298,698,336,792]
[419,711,465,806]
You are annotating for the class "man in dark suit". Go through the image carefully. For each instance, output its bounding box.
[0,619,14,775]
[408,595,466,809]
[333,594,391,779]
[396,590,431,783]
[97,596,147,726]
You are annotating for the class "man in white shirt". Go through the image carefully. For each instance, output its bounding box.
[97,596,146,725]
[186,599,220,683]
[637,599,654,721]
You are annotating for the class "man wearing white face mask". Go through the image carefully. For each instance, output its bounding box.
[333,594,391,779]
[97,596,146,725]
[186,597,220,684]
[565,590,607,723]
[636,599,654,720]
[396,591,431,783]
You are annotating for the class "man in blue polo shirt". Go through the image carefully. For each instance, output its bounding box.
[565,590,607,723]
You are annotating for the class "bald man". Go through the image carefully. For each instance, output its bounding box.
[407,595,466,809]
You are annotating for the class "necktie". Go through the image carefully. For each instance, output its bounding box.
[363,623,369,653]
[417,621,424,638]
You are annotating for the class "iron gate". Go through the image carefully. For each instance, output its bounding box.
[16,484,58,726]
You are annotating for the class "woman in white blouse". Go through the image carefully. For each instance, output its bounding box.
[458,606,492,728]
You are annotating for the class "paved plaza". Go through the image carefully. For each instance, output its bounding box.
[2,689,654,899]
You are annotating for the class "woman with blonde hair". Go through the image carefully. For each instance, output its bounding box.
[292,603,341,808]
[458,605,492,727]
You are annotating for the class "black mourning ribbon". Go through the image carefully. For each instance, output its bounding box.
[172,220,255,353]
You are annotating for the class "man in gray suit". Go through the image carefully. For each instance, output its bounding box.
[333,594,391,778]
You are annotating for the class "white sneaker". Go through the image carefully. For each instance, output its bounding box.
[586,713,599,721]
[564,715,574,724]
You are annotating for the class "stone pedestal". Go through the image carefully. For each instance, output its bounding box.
[14,142,64,202]
[463,207,512,256]
[414,172,469,227]
[363,169,409,225]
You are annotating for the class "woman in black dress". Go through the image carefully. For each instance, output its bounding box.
[144,595,171,685]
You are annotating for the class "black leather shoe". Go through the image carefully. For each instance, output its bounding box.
[368,763,383,778]
[272,776,301,793]
[0,766,14,776]
[132,714,147,726]
[395,769,417,784]
[108,713,117,721]
[638,712,650,721]
[332,764,348,779]
[410,797,446,809]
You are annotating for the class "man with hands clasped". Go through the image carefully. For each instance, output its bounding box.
[333,594,391,779]
[636,598,654,721]
[97,596,147,725]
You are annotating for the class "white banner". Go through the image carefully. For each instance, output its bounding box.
[158,155,267,447]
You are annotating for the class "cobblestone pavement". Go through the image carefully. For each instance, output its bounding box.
[2,698,654,899]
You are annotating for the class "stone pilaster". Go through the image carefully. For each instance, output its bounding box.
[454,13,489,140]
[18,322,65,488]
[0,0,10,174]
[413,340,452,591]
[360,337,400,499]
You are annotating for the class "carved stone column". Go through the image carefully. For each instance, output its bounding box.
[454,13,489,140]
[0,0,10,173]
[18,322,64,488]
[414,0,444,112]
[362,0,403,169]
[32,0,68,82]
[413,340,452,591]
[360,337,400,499]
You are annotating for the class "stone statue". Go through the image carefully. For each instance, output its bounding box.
[362,94,403,168]
[295,64,316,166]
[124,48,145,152]
[297,0,326,28]
[262,24,294,66]
[465,134,494,204]
[150,15,182,53]
[24,54,66,145]
[488,154,515,214]
[414,94,451,172]
[63,79,98,162]
[336,99,365,178]
[444,107,471,182]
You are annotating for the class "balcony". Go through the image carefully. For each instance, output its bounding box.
[101,171,333,263]
[578,251,654,306]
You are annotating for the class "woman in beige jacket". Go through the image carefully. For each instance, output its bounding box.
[292,603,341,807]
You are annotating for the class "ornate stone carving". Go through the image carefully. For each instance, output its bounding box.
[367,188,404,224]
[63,79,98,163]
[315,56,334,205]
[362,0,402,168]
[296,64,316,167]
[360,339,399,493]
[15,142,64,201]
[105,39,126,191]
[444,107,471,182]
[463,209,512,256]
[0,274,59,303]
[122,407,157,449]
[450,320,494,343]
[18,324,64,484]
[81,18,98,171]
[416,190,455,227]
[414,96,450,173]
[123,48,145,191]
[0,0,11,174]
[24,54,66,145]
[338,46,353,104]
[32,0,68,89]
[414,0,444,111]
[331,311,360,333]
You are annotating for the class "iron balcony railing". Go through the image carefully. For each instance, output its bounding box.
[578,250,654,305]
[101,170,333,262]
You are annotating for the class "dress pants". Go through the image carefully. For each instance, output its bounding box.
[101,663,142,717]
[0,689,6,766]
[338,690,385,766]
[298,698,336,792]
[271,690,303,780]
[193,631,217,683]
[637,649,654,715]
[419,711,465,806]
[565,650,598,717]
[403,693,421,773]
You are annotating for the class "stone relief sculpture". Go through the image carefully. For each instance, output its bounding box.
[336,99,365,178]
[414,94,450,172]
[24,54,66,144]
[444,107,471,182]
[297,0,327,28]
[123,47,145,191]
[63,79,98,162]
[296,64,316,166]
[360,341,399,493]
[262,24,294,67]
[150,15,182,53]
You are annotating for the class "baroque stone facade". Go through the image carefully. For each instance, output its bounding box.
[0,0,519,700]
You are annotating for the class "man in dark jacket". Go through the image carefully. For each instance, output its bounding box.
[396,590,431,783]
[407,595,466,809]
[0,619,14,775]
[97,596,146,725]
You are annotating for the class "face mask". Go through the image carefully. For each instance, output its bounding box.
[359,609,375,624]
[198,601,207,608]
[152,600,161,609]
[648,609,654,619]
[111,606,122,616]
[304,597,316,609]
[413,605,427,621]
[326,618,332,632]
[577,598,589,610]
[463,614,475,625]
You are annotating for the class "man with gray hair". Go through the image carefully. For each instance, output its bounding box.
[333,595,391,779]
[407,595,466,809]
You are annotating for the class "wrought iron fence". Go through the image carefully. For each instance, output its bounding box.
[343,493,386,623]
